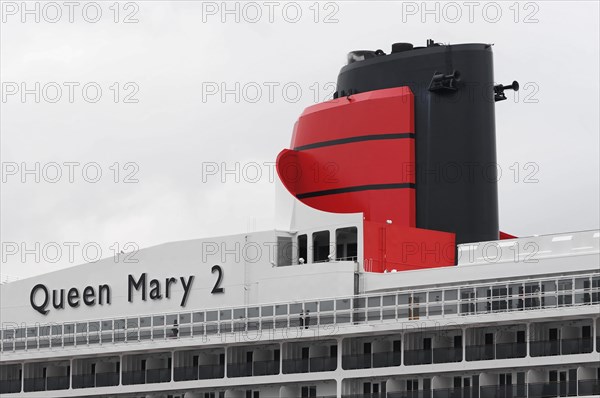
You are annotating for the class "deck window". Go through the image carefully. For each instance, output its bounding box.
[312,230,330,262]
[298,234,307,264]
[336,227,358,261]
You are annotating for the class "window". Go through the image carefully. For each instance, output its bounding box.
[277,236,292,266]
[312,231,330,262]
[336,227,358,260]
[298,234,307,264]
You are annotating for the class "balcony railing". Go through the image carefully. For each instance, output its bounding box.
[146,368,171,383]
[527,381,578,398]
[432,386,476,398]
[282,356,336,374]
[72,373,95,388]
[466,344,495,361]
[404,349,433,365]
[496,341,527,359]
[432,347,462,363]
[560,338,593,355]
[122,370,145,385]
[23,377,45,392]
[45,375,69,391]
[466,342,526,361]
[0,379,21,394]
[96,371,119,387]
[372,351,402,368]
[2,272,597,354]
[387,392,432,398]
[343,353,372,369]
[480,384,527,398]
[578,379,600,396]
[283,358,309,373]
[174,364,223,380]
[252,359,279,376]
[530,338,593,357]
[310,356,337,372]
[227,362,253,378]
[199,364,224,379]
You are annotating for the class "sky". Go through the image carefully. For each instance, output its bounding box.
[1,1,599,280]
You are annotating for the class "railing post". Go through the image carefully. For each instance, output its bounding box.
[526,323,531,358]
[462,327,466,362]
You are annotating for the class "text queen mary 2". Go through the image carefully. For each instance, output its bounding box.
[1,40,599,398]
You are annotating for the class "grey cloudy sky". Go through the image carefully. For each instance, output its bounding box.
[1,1,599,280]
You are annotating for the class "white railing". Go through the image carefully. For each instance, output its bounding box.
[1,271,599,355]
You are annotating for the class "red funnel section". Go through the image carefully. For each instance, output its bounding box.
[277,87,455,271]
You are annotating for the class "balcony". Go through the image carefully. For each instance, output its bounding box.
[496,342,527,359]
[530,338,593,357]
[252,359,279,376]
[227,362,252,378]
[466,344,495,361]
[372,351,402,368]
[283,356,336,373]
[46,375,69,391]
[283,358,308,373]
[387,391,432,398]
[342,353,372,369]
[24,377,46,392]
[174,366,197,381]
[72,372,119,388]
[527,381,577,398]
[432,386,476,398]
[174,364,224,381]
[310,356,337,372]
[122,370,145,385]
[404,349,432,365]
[480,384,527,398]
[560,338,593,355]
[199,364,224,379]
[432,347,462,363]
[72,374,95,388]
[578,379,600,396]
[0,379,21,394]
[146,368,171,383]
[96,371,119,387]
[466,342,526,361]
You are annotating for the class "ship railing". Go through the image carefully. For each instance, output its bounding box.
[0,378,21,394]
[530,337,593,357]
[1,272,599,354]
[578,379,600,396]
[465,341,527,361]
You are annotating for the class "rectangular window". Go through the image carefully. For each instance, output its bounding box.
[312,231,330,262]
[335,227,358,260]
[277,236,292,266]
[298,234,307,264]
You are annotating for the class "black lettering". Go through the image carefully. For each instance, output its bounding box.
[98,284,111,305]
[149,279,162,300]
[165,277,177,298]
[30,284,49,315]
[128,273,147,302]
[83,286,96,306]
[67,288,80,308]
[179,275,194,307]
[52,289,65,309]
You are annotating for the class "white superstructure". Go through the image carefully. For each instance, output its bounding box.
[1,206,599,397]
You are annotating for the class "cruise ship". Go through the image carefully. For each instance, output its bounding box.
[1,40,599,398]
